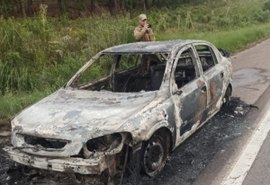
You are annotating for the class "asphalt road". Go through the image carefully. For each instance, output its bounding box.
[243,129,270,185]
[1,39,270,185]
[231,39,270,104]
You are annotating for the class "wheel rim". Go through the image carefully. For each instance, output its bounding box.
[223,87,232,105]
[223,95,228,104]
[143,136,166,176]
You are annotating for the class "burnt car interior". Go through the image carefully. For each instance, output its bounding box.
[113,54,167,92]
[74,53,169,92]
[71,45,217,92]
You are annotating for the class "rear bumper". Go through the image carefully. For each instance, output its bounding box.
[4,146,108,175]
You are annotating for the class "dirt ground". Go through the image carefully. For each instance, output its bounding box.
[0,97,252,185]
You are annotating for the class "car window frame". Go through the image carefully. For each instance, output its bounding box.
[193,43,219,73]
[113,54,143,74]
[170,44,201,92]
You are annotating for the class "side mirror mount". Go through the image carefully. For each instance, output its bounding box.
[173,89,183,96]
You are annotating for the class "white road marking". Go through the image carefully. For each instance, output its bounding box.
[221,102,270,185]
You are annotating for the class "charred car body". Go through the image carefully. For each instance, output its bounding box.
[5,40,232,183]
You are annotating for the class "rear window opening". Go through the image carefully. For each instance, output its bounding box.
[195,45,218,72]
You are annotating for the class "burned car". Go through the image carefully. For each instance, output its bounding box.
[5,40,232,184]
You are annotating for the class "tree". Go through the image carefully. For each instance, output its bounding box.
[20,0,26,17]
[58,0,67,15]
[144,0,150,10]
[26,0,33,16]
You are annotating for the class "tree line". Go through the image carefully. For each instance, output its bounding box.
[0,0,199,17]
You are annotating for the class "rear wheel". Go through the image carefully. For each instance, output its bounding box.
[222,85,232,107]
[141,132,170,177]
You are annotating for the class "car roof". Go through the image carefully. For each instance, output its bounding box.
[102,40,206,54]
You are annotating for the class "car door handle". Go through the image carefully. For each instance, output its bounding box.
[201,86,207,93]
[220,72,224,79]
[173,90,183,96]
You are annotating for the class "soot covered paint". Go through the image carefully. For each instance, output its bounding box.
[5,40,232,184]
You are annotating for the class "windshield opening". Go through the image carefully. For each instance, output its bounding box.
[70,53,169,93]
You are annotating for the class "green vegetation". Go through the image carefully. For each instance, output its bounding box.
[160,24,270,51]
[0,91,47,124]
[1,0,270,123]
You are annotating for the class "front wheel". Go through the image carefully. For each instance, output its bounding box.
[141,133,169,177]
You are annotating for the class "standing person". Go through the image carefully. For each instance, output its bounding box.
[134,14,156,42]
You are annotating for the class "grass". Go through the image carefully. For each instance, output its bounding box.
[1,0,270,123]
[0,91,49,124]
[1,24,270,123]
[159,23,270,53]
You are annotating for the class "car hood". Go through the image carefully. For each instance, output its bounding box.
[13,88,157,141]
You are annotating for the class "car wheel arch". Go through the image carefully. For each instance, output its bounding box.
[224,83,232,101]
[130,123,174,150]
[143,126,174,152]
[140,127,173,177]
[227,83,232,95]
[221,83,232,109]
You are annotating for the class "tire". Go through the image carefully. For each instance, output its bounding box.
[141,132,170,177]
[222,86,232,108]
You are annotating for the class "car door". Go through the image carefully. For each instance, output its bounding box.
[193,44,224,110]
[171,46,208,137]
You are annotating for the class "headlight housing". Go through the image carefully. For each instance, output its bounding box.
[83,133,123,158]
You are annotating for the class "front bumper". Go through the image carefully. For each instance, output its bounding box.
[4,146,108,175]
